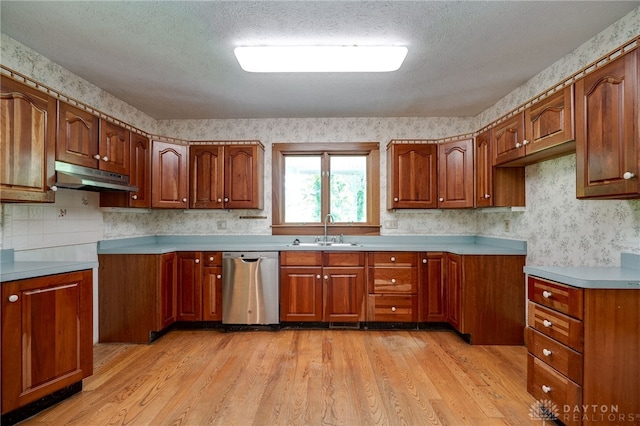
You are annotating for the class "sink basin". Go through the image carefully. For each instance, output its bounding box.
[288,242,361,247]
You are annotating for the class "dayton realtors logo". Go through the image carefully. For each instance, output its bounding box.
[530,400,638,423]
[529,399,559,421]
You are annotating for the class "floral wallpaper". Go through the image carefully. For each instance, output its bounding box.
[2,6,640,267]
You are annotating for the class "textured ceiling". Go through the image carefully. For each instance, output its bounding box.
[1,1,638,120]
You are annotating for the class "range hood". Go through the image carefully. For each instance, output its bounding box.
[54,161,138,192]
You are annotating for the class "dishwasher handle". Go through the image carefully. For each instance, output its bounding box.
[240,257,261,263]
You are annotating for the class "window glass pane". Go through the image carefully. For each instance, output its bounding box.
[284,156,321,222]
[330,156,367,222]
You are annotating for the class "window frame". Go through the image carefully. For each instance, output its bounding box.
[272,142,380,236]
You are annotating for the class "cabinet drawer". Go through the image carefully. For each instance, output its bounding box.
[324,251,364,267]
[528,276,583,319]
[203,251,222,267]
[526,327,583,384]
[527,354,582,426]
[280,251,323,266]
[368,252,417,267]
[528,301,583,352]
[368,295,417,322]
[370,267,417,293]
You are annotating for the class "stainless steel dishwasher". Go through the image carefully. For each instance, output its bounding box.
[222,252,280,325]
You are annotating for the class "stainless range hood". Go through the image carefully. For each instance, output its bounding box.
[54,161,138,192]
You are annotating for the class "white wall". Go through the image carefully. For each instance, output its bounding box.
[2,6,640,267]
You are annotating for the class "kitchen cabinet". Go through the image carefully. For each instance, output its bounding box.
[419,252,447,322]
[367,252,418,322]
[190,142,264,209]
[100,132,151,208]
[474,129,525,208]
[56,101,100,169]
[525,275,640,425]
[176,251,223,321]
[98,253,177,343]
[493,112,526,166]
[280,251,365,323]
[152,140,189,208]
[445,254,526,345]
[1,270,93,415]
[387,141,438,209]
[575,49,639,199]
[98,120,130,175]
[437,138,474,208]
[0,77,56,203]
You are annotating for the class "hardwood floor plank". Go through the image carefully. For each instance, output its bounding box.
[19,329,535,426]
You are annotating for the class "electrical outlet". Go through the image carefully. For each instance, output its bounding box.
[503,220,510,232]
[384,220,398,229]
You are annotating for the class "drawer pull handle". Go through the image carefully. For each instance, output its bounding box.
[542,290,553,298]
[391,279,396,284]
[390,257,396,262]
[541,385,552,394]
[543,319,553,328]
[542,348,552,357]
[391,306,397,312]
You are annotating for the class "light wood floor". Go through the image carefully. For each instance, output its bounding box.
[21,329,537,425]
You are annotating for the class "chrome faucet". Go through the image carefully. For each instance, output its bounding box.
[324,213,335,244]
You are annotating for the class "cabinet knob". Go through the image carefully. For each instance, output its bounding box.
[324,275,328,280]
[542,348,552,357]
[623,171,636,180]
[102,156,109,162]
[8,294,18,303]
[484,194,491,199]
[182,198,187,203]
[316,275,321,279]
[515,142,522,148]
[542,290,553,298]
[131,194,138,200]
[390,256,396,262]
[391,306,397,312]
[439,197,444,202]
[543,319,553,328]
[209,256,215,262]
[422,258,427,264]
[522,139,530,146]
[541,385,552,394]
[93,154,101,160]
[394,197,399,202]
[224,197,229,202]
[49,185,58,192]
[195,259,200,264]
[217,198,222,203]
[217,274,222,279]
[391,278,396,284]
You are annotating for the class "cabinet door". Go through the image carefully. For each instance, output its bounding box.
[493,113,526,165]
[323,266,365,322]
[387,143,438,209]
[1,270,93,413]
[152,141,189,208]
[202,266,223,321]
[57,101,99,168]
[129,133,151,207]
[190,145,224,209]
[419,252,447,322]
[446,253,462,330]
[438,138,474,208]
[99,120,130,175]
[576,50,639,199]
[474,130,493,208]
[177,252,202,321]
[524,85,575,157]
[159,252,177,329]
[280,266,323,322]
[0,78,56,202]
[224,144,264,209]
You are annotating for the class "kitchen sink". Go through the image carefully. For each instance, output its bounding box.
[287,241,362,247]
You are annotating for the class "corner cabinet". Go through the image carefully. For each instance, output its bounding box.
[387,141,438,209]
[575,49,639,199]
[0,78,56,202]
[189,142,264,209]
[98,253,177,343]
[152,141,189,208]
[1,270,93,416]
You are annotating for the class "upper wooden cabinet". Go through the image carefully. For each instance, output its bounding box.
[493,113,526,165]
[56,101,100,168]
[100,133,151,208]
[0,77,56,202]
[190,142,264,209]
[98,120,130,175]
[475,129,525,208]
[387,141,438,209]
[152,141,189,208]
[575,49,639,199]
[437,138,474,208]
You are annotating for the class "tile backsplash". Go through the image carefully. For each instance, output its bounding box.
[1,6,639,266]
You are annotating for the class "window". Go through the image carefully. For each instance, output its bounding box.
[272,142,380,235]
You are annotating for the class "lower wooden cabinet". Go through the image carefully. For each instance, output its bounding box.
[177,251,222,322]
[419,252,447,322]
[367,252,418,322]
[1,270,93,415]
[99,253,177,343]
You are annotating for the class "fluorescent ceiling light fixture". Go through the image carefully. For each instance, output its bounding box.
[234,46,408,73]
